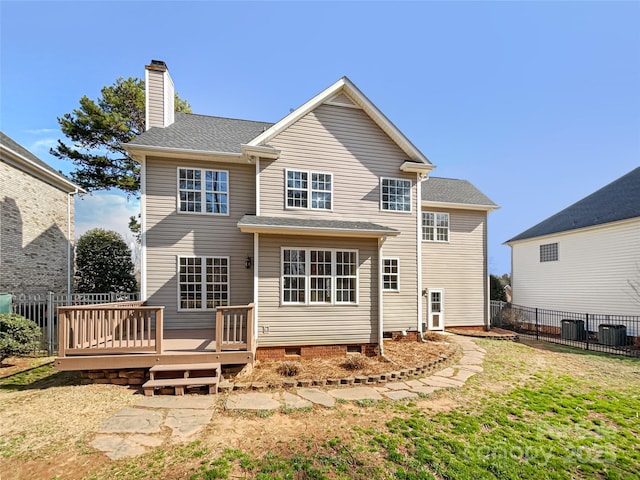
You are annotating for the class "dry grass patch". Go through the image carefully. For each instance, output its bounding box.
[0,365,141,460]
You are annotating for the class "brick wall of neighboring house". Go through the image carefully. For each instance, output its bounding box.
[0,160,74,294]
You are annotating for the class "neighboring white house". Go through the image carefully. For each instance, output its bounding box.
[506,167,640,316]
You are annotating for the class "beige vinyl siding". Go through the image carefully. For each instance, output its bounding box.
[257,235,377,346]
[147,70,165,129]
[422,208,487,327]
[327,92,357,106]
[144,156,255,329]
[261,103,419,332]
[511,218,640,317]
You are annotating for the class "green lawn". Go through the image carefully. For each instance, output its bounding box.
[2,339,639,480]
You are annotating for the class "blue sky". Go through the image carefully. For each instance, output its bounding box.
[2,1,639,275]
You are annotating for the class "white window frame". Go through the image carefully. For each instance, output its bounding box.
[177,167,229,215]
[285,169,333,211]
[177,256,230,311]
[380,177,412,212]
[540,243,558,262]
[281,247,359,305]
[422,212,450,242]
[382,257,400,292]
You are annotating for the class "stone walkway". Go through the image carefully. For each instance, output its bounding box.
[91,336,484,459]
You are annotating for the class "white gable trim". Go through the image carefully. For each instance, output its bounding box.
[247,77,433,166]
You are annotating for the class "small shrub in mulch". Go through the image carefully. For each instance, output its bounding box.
[422,331,448,343]
[276,361,301,377]
[342,354,369,371]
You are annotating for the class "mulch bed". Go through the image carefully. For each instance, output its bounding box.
[233,338,456,385]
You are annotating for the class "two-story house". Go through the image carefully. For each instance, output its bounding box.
[124,60,497,360]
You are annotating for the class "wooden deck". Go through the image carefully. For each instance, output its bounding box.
[55,303,256,371]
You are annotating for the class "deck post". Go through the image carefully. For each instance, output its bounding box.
[58,308,67,358]
[215,309,223,353]
[155,307,164,354]
[246,303,255,353]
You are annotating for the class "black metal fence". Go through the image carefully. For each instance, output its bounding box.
[6,292,140,355]
[490,301,640,357]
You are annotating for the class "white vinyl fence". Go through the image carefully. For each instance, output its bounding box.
[9,292,140,355]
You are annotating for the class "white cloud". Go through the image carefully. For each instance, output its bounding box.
[27,137,59,155]
[74,192,140,244]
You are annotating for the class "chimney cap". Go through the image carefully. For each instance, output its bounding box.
[146,60,168,72]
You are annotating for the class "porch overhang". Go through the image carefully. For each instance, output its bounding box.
[237,215,400,238]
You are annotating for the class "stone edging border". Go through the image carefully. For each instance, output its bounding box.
[219,342,462,393]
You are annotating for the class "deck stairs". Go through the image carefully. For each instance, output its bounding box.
[142,362,221,396]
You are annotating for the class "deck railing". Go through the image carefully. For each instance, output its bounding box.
[58,302,164,356]
[57,302,255,357]
[215,303,255,353]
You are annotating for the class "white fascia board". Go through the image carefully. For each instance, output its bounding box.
[504,215,640,247]
[401,161,436,174]
[123,144,245,163]
[240,144,281,159]
[1,144,85,193]
[247,77,433,166]
[421,200,499,212]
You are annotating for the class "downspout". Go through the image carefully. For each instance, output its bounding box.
[254,156,260,339]
[416,172,425,334]
[378,235,385,356]
[67,188,79,297]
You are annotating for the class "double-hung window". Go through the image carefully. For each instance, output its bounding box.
[286,170,332,210]
[178,256,229,310]
[382,258,400,291]
[282,248,358,304]
[381,177,411,212]
[178,168,228,214]
[422,212,449,242]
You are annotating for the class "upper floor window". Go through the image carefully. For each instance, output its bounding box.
[286,170,332,210]
[178,168,228,214]
[540,243,558,262]
[381,177,411,212]
[422,212,449,242]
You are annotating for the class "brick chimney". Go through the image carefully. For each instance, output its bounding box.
[145,60,175,130]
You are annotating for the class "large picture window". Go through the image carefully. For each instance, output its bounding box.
[282,248,358,304]
[286,170,332,210]
[178,256,229,310]
[178,168,228,214]
[381,177,411,212]
[422,212,449,242]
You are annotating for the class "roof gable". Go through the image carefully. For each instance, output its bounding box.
[507,166,640,243]
[247,77,434,167]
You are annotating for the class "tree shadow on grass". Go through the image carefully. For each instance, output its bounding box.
[0,363,82,391]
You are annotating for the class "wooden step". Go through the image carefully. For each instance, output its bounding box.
[149,362,221,373]
[142,376,219,396]
[144,363,222,396]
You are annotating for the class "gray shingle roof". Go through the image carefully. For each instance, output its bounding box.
[507,166,640,243]
[0,131,69,180]
[127,113,273,153]
[238,215,399,236]
[422,177,497,207]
